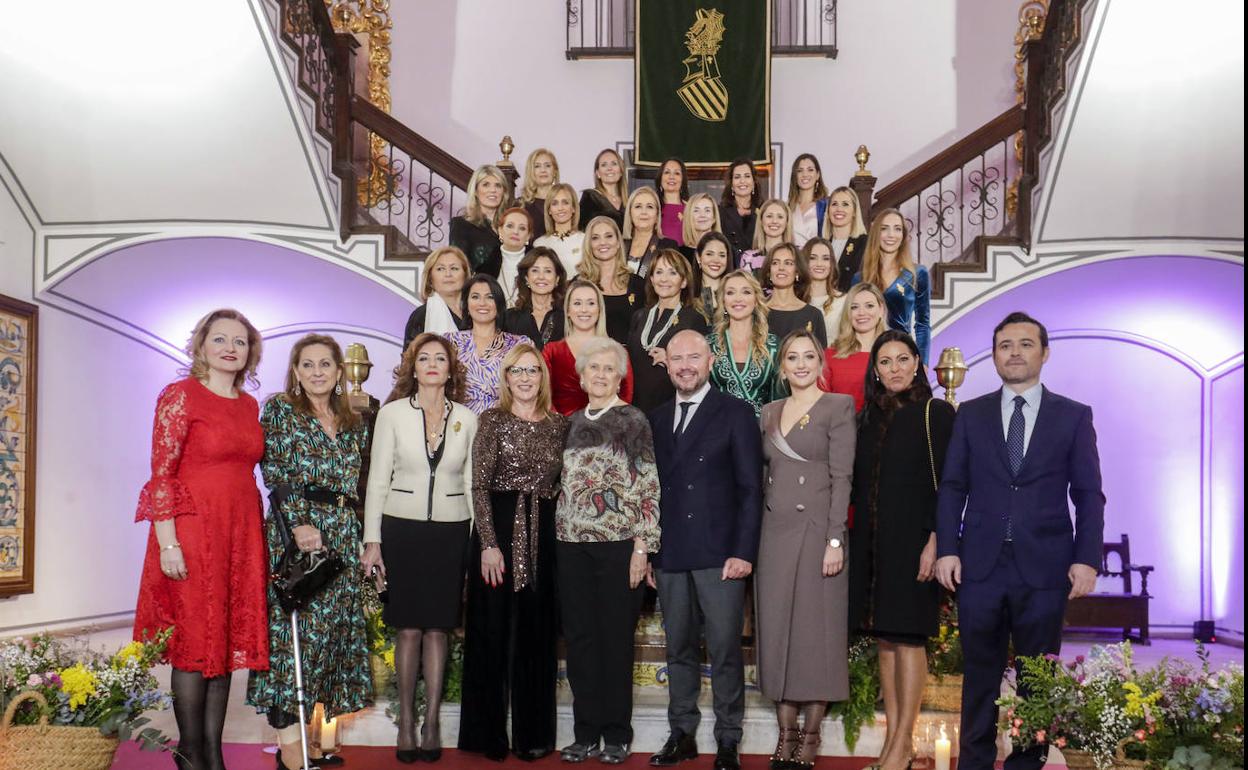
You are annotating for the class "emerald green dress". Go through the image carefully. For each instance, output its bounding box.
[706,330,781,416]
[247,396,372,723]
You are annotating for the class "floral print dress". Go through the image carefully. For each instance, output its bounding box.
[246,396,372,722]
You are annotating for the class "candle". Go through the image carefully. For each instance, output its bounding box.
[935,724,951,770]
[322,716,338,752]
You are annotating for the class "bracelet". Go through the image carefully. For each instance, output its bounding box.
[161,542,182,552]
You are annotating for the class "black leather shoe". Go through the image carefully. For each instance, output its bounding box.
[714,743,741,770]
[649,732,698,766]
[561,741,602,763]
[417,747,443,762]
[515,747,554,762]
[395,748,420,764]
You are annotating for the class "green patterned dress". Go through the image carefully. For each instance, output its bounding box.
[247,396,372,723]
[706,330,781,416]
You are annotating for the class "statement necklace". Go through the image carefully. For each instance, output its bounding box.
[640,303,682,350]
[584,396,620,421]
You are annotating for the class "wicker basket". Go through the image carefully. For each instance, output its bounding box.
[921,673,963,712]
[0,690,120,770]
[1059,748,1100,770]
[1113,738,1148,770]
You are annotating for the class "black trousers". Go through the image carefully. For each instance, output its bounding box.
[457,493,558,759]
[957,543,1068,770]
[557,540,645,745]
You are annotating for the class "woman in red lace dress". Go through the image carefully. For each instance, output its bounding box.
[133,308,268,770]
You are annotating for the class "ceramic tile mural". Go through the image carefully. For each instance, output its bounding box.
[0,296,37,596]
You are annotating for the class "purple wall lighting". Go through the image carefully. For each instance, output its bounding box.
[933,255,1245,637]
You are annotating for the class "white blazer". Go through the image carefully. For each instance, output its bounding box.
[363,398,477,543]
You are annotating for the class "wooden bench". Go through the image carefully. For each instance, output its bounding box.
[1063,533,1154,644]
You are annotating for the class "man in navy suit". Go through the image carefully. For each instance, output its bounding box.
[936,312,1105,770]
[646,329,762,770]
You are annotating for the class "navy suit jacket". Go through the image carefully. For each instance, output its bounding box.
[648,388,764,571]
[935,386,1105,588]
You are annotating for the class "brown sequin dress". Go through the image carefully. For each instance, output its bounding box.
[458,408,568,759]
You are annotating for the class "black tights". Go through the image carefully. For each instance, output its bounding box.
[395,628,450,751]
[171,669,232,770]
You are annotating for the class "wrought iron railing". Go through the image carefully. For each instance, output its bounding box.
[567,0,837,59]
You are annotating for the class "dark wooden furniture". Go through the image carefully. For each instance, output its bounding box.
[1063,533,1154,644]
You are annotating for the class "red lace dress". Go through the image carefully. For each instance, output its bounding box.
[133,378,269,677]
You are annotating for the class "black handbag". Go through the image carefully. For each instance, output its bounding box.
[268,485,345,614]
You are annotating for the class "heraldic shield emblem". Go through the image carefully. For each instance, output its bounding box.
[677,8,728,122]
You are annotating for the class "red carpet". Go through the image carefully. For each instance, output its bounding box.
[111,743,916,770]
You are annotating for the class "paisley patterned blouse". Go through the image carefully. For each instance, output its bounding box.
[445,330,533,414]
[706,329,780,417]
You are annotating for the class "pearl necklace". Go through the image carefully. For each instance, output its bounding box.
[584,396,620,421]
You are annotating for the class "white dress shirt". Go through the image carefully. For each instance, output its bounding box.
[1001,382,1043,454]
[673,380,713,433]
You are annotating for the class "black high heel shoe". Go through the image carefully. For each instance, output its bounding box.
[418,721,443,762]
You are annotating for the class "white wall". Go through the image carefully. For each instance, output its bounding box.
[389,0,1019,193]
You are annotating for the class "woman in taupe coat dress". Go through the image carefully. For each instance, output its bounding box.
[756,330,856,770]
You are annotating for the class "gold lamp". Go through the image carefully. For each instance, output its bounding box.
[342,342,374,412]
[854,145,872,177]
[497,135,516,168]
[934,347,969,407]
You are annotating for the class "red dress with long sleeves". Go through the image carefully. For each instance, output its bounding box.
[543,340,635,416]
[133,378,269,677]
[820,349,870,413]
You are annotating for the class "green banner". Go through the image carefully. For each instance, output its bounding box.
[635,0,771,166]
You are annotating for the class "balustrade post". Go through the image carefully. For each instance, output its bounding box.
[849,144,877,224]
[333,33,360,243]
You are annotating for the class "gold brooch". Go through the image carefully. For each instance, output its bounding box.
[453,421,462,433]
[846,243,855,254]
[628,293,636,305]
[798,414,811,430]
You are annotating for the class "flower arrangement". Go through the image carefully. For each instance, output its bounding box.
[927,595,963,679]
[0,628,172,749]
[997,642,1244,770]
[827,637,880,751]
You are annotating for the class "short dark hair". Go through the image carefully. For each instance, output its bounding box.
[461,274,507,332]
[993,312,1049,348]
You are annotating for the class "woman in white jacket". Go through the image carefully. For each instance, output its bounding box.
[362,332,478,763]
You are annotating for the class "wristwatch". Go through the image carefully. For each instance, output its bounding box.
[827,538,842,549]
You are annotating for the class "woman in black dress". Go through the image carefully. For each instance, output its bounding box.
[849,330,954,770]
[578,215,646,345]
[763,242,828,349]
[579,148,627,230]
[451,165,510,277]
[625,249,708,413]
[503,246,568,351]
[718,157,763,259]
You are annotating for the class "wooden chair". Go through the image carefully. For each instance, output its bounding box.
[1063,533,1154,643]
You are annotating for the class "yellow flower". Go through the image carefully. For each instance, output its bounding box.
[1123,682,1162,718]
[114,641,145,667]
[382,647,396,671]
[59,664,99,710]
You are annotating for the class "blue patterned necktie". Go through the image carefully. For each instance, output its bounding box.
[1005,395,1027,541]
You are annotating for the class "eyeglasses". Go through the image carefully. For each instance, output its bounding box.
[507,365,541,378]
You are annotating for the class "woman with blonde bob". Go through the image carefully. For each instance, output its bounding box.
[678,192,723,263]
[706,270,779,416]
[520,148,560,241]
[739,198,794,274]
[133,308,267,770]
[579,148,627,230]
[452,164,511,277]
[363,332,478,762]
[404,246,472,349]
[853,208,930,362]
[579,215,646,344]
[249,333,372,769]
[459,344,570,761]
[824,186,869,292]
[623,185,678,279]
[534,182,585,277]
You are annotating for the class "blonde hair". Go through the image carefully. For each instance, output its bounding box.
[592,148,627,201]
[713,270,772,367]
[682,192,722,247]
[831,282,888,358]
[801,237,841,312]
[824,186,867,239]
[752,198,793,251]
[464,164,510,227]
[420,246,471,302]
[564,279,609,337]
[185,308,262,390]
[623,186,663,239]
[496,342,554,418]
[520,148,560,204]
[861,207,918,290]
[543,182,580,234]
[577,216,632,289]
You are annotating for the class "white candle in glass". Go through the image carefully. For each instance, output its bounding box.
[935,724,951,770]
